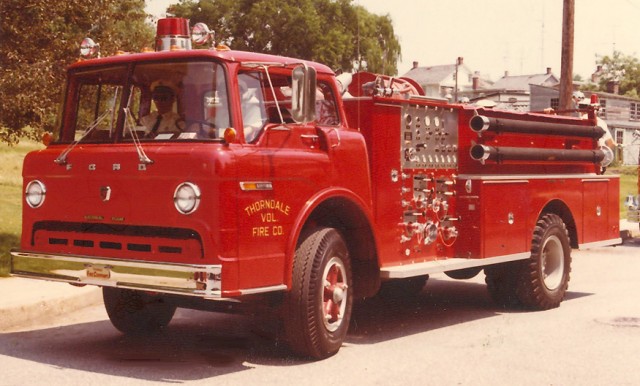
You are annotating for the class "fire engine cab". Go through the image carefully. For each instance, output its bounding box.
[11,18,621,359]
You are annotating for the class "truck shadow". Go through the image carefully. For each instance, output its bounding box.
[349,278,496,344]
[622,236,640,247]
[348,277,591,345]
[0,277,593,381]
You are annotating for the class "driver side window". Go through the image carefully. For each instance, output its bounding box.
[238,72,267,142]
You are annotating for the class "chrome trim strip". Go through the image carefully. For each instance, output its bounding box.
[482,180,529,185]
[9,250,222,299]
[579,238,622,249]
[374,103,403,108]
[458,173,618,181]
[239,284,287,295]
[239,181,273,191]
[380,252,530,279]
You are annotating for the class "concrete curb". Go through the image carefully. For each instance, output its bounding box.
[0,279,102,331]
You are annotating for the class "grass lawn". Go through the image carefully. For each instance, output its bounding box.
[0,140,44,276]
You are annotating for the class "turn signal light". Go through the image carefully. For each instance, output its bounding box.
[223,128,237,144]
[42,132,52,146]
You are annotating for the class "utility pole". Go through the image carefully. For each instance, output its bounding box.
[454,56,462,102]
[559,0,574,112]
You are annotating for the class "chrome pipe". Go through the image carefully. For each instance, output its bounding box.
[469,115,605,139]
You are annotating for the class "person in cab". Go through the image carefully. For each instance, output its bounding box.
[141,80,185,138]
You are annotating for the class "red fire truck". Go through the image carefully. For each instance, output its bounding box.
[11,18,621,359]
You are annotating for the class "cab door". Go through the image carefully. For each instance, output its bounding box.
[234,70,335,290]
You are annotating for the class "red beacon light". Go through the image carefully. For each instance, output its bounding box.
[155,18,192,51]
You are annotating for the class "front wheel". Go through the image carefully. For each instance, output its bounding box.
[284,228,353,359]
[103,287,176,335]
[516,213,572,310]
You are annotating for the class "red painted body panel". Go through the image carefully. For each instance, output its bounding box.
[344,93,619,267]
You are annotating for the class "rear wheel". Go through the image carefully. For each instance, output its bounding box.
[103,287,176,334]
[516,213,571,310]
[485,213,571,310]
[284,228,353,359]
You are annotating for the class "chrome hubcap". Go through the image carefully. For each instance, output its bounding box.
[541,235,564,290]
[322,256,348,332]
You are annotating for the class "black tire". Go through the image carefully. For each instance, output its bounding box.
[445,267,482,280]
[377,275,428,299]
[516,213,571,310]
[284,228,353,359]
[484,262,523,309]
[103,287,176,335]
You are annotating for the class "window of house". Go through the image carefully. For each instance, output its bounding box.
[630,102,640,121]
[550,98,559,110]
[598,98,607,118]
[615,129,624,145]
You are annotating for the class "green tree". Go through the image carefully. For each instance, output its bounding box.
[0,0,153,144]
[169,0,401,75]
[592,51,640,99]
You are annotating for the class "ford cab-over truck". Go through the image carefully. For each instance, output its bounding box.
[11,18,620,359]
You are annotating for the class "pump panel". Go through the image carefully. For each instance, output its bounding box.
[401,105,459,169]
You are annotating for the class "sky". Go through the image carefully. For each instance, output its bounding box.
[145,0,640,81]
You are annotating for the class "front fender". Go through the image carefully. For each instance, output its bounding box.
[283,187,377,288]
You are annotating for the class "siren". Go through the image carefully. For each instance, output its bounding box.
[155,18,192,51]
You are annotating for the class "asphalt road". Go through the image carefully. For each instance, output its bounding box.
[1,238,639,385]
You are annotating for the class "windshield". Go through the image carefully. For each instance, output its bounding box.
[57,60,229,143]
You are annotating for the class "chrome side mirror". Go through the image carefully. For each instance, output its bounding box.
[291,64,316,124]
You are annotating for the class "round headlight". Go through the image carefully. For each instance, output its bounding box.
[25,180,46,208]
[174,182,201,214]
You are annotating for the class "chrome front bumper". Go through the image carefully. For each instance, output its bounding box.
[10,250,222,299]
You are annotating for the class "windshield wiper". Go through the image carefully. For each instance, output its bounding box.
[54,108,113,165]
[123,107,153,164]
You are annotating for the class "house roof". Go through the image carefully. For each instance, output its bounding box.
[403,63,494,90]
[531,83,640,102]
[607,120,640,130]
[492,73,559,91]
[402,64,460,85]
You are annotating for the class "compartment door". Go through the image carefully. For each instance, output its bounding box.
[582,180,610,243]
[481,180,530,258]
